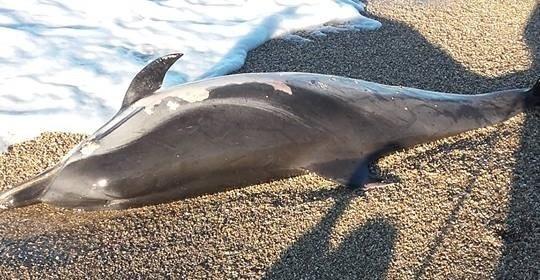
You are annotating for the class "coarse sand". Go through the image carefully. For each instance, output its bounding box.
[0,0,538,279]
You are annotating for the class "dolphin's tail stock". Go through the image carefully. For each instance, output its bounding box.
[0,166,57,212]
[527,77,540,107]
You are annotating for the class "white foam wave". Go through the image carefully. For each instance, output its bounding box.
[0,0,380,151]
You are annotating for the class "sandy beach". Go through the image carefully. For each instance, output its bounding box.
[1,0,539,279]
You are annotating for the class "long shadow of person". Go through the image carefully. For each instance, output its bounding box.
[237,4,539,279]
[263,190,396,280]
[495,4,540,279]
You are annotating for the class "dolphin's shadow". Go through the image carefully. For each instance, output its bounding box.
[236,4,539,279]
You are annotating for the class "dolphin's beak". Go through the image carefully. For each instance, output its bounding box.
[0,165,59,211]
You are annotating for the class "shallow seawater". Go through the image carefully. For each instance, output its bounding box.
[0,0,380,152]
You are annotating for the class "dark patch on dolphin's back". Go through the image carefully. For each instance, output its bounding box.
[205,81,356,125]
[206,80,381,149]
[207,82,289,100]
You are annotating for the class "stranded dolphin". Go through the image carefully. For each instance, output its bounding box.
[1,53,539,211]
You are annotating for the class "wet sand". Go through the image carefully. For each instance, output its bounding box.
[1,0,539,279]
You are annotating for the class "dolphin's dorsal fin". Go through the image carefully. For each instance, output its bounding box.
[121,53,183,108]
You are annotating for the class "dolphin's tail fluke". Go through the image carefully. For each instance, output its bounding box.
[0,166,57,212]
[528,77,540,107]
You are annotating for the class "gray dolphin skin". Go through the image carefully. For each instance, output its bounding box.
[1,53,539,211]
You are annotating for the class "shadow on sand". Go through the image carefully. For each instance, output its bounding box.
[495,5,540,279]
[0,4,537,279]
[263,193,396,280]
[236,4,539,280]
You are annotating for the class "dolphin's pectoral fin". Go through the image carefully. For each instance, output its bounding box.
[306,158,397,191]
[305,158,372,189]
[121,53,183,109]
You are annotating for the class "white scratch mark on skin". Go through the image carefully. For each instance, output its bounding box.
[267,81,293,95]
[80,142,100,156]
[167,100,180,111]
[136,94,169,113]
[182,90,210,103]
[144,106,155,115]
[316,81,328,89]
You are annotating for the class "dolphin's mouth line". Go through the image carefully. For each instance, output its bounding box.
[0,164,61,210]
[92,107,144,142]
[56,106,144,165]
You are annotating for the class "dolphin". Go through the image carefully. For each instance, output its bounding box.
[1,53,538,211]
